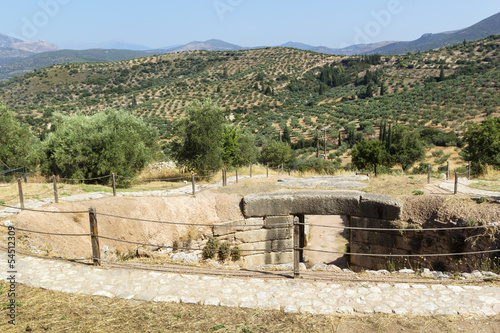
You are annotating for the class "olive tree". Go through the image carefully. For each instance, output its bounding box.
[171,100,225,176]
[42,109,160,182]
[0,104,42,171]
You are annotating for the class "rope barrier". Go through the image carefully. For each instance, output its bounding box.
[0,202,87,214]
[0,245,91,262]
[59,174,112,182]
[0,194,19,202]
[24,188,54,197]
[97,212,291,228]
[0,225,90,237]
[302,247,500,257]
[96,234,283,253]
[301,222,499,232]
[117,175,192,182]
[0,182,17,188]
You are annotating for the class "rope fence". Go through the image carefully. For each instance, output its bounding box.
[1,161,498,280]
[1,201,499,280]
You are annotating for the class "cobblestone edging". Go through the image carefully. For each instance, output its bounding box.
[2,256,499,316]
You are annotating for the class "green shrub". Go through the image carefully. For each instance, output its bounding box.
[412,190,424,195]
[231,246,241,261]
[202,237,220,260]
[218,241,231,261]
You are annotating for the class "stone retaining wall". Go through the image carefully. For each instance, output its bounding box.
[212,216,293,266]
[350,217,500,272]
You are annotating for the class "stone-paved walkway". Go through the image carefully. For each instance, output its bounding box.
[3,255,500,316]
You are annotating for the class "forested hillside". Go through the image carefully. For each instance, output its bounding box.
[0,35,498,154]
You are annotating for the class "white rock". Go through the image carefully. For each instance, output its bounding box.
[170,252,198,263]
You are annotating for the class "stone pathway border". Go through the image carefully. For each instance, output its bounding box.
[2,255,499,316]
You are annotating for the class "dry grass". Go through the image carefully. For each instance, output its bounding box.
[1,281,499,333]
[362,174,428,197]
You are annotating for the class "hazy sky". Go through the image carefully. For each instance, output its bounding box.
[1,0,499,49]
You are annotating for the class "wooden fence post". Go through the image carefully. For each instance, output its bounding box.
[17,178,24,209]
[293,216,300,279]
[52,175,59,203]
[427,165,431,184]
[266,164,269,178]
[112,173,116,196]
[446,161,450,180]
[467,162,471,180]
[454,172,458,195]
[88,207,100,266]
[191,173,195,195]
[235,169,238,183]
[250,163,252,178]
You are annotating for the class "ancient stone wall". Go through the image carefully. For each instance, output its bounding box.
[350,217,500,272]
[212,216,293,266]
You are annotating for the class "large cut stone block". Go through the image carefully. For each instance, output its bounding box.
[235,228,291,243]
[238,241,272,255]
[242,251,293,266]
[242,190,402,220]
[213,218,264,236]
[359,193,402,220]
[264,216,293,229]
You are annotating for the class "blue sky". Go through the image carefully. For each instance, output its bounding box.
[1,0,499,49]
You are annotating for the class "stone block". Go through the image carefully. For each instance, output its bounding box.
[213,220,244,236]
[359,193,402,220]
[264,216,293,229]
[272,239,293,252]
[242,190,402,220]
[238,241,272,255]
[242,251,293,266]
[235,228,291,243]
[213,218,264,236]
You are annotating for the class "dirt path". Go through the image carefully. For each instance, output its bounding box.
[305,215,349,268]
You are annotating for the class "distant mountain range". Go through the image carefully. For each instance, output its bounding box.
[0,11,498,81]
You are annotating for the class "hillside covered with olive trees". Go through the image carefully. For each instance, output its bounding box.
[0,35,498,166]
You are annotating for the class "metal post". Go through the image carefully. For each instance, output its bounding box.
[52,175,59,203]
[88,207,100,266]
[112,173,116,196]
[427,164,431,184]
[191,173,195,195]
[446,161,450,180]
[17,178,24,209]
[293,216,300,279]
[454,172,458,195]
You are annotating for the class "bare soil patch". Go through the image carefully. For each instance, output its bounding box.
[305,215,349,268]
[10,191,243,258]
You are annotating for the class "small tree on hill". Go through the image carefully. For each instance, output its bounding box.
[171,100,225,176]
[0,104,42,171]
[260,141,294,168]
[386,126,425,172]
[351,140,385,176]
[461,118,500,174]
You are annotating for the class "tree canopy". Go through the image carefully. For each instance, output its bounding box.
[351,139,385,175]
[386,126,426,172]
[461,118,500,173]
[0,103,42,171]
[171,100,226,176]
[42,109,160,182]
[260,141,294,167]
